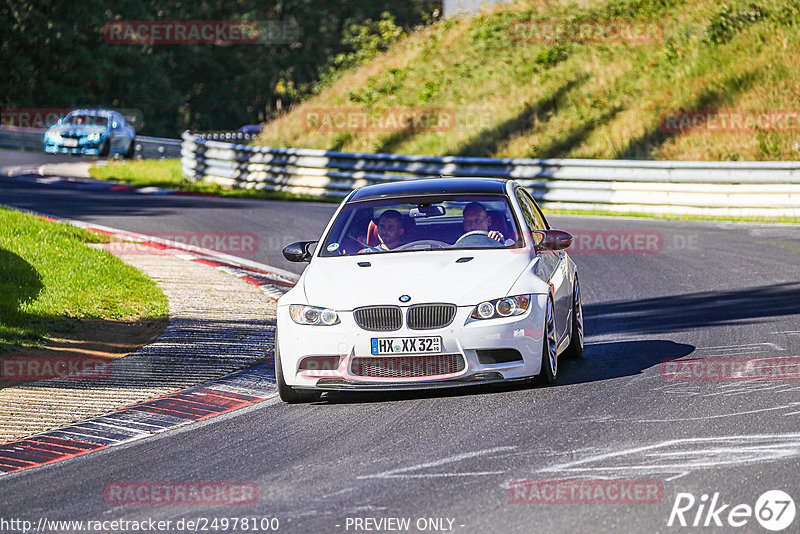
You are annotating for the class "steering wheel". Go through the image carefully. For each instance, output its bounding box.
[454,230,502,247]
[395,239,449,251]
[458,230,488,239]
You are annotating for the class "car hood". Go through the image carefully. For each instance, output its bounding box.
[299,249,537,310]
[47,125,107,137]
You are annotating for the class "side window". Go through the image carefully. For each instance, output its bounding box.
[516,189,547,231]
[522,189,548,230]
[516,188,548,246]
[515,189,534,231]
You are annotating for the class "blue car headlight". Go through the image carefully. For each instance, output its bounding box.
[46,131,62,143]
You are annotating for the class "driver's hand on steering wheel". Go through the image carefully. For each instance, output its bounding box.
[488,230,504,242]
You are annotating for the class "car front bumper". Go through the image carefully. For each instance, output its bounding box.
[45,139,105,155]
[277,296,549,390]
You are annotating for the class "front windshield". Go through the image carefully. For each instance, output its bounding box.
[319,194,523,257]
[63,114,109,126]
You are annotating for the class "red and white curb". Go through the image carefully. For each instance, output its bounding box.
[0,205,298,474]
[0,360,276,474]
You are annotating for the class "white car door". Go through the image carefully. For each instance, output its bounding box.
[517,189,571,342]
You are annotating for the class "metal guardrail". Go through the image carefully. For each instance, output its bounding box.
[134,135,181,159]
[0,126,45,151]
[0,126,181,159]
[181,131,800,217]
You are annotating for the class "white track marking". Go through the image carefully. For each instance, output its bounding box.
[538,433,800,478]
[358,446,516,480]
[632,403,800,422]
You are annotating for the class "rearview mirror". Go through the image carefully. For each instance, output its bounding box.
[282,241,317,262]
[533,230,573,252]
[409,205,446,218]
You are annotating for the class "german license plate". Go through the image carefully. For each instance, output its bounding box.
[371,336,441,355]
[62,139,78,147]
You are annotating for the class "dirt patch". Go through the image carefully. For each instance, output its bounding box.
[0,317,168,389]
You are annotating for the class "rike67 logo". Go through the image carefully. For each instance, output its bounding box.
[668,490,796,531]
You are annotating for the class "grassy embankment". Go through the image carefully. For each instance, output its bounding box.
[0,207,168,353]
[260,0,800,160]
[91,0,800,222]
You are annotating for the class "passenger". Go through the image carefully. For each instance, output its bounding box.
[462,202,505,243]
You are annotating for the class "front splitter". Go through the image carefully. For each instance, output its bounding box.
[300,375,529,392]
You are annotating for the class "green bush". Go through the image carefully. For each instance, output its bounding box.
[702,4,767,44]
[319,13,407,88]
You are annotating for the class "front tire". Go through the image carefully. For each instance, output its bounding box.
[535,296,558,385]
[562,276,584,359]
[99,140,109,157]
[275,335,321,403]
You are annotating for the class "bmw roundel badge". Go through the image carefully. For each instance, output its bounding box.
[399,295,411,303]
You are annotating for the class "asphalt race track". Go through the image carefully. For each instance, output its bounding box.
[2,148,800,532]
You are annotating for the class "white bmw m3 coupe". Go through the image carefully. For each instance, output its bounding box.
[275,177,583,402]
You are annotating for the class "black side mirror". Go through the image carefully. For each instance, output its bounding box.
[533,230,573,252]
[282,241,317,262]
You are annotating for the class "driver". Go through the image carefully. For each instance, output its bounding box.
[462,202,505,243]
[364,209,406,251]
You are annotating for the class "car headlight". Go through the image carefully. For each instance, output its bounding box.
[470,295,531,320]
[87,133,102,141]
[46,132,61,142]
[289,305,340,326]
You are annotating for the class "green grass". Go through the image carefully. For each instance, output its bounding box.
[0,208,169,352]
[90,159,185,187]
[89,160,341,203]
[256,0,800,161]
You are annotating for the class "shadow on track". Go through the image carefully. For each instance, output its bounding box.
[584,282,800,336]
[556,339,694,386]
[317,339,695,404]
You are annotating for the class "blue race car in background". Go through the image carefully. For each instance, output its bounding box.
[44,109,136,158]
[238,124,264,134]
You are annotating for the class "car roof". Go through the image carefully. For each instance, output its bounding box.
[348,177,510,202]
